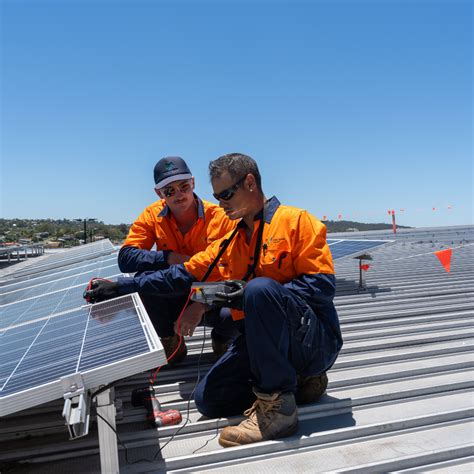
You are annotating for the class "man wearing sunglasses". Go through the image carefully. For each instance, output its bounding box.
[85,153,342,448]
[117,156,237,364]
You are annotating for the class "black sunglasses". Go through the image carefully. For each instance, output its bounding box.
[213,175,247,201]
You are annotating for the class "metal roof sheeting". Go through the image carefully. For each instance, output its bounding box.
[1,226,473,473]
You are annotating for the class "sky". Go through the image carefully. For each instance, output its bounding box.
[1,0,472,228]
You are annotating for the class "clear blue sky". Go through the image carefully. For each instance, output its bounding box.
[1,0,472,228]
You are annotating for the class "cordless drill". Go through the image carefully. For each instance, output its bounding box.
[131,387,182,428]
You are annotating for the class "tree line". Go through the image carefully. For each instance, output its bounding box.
[0,218,409,246]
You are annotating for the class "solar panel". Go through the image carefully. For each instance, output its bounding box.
[0,254,118,293]
[327,239,391,260]
[0,270,125,329]
[0,261,120,306]
[8,240,115,279]
[1,294,165,416]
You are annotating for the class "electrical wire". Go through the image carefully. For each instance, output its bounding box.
[151,316,209,462]
[95,412,132,464]
[148,288,196,385]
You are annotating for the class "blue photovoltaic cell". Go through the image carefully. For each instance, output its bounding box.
[327,239,389,260]
[9,240,115,279]
[0,262,121,306]
[0,297,150,397]
[1,286,87,329]
[0,254,118,292]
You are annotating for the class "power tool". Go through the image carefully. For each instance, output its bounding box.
[131,387,182,428]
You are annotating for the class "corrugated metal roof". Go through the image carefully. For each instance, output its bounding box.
[1,226,473,473]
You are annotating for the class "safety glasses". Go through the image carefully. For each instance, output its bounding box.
[212,175,247,201]
[159,180,193,198]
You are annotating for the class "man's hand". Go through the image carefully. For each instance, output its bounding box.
[213,280,246,310]
[83,279,119,304]
[167,252,191,265]
[174,302,206,337]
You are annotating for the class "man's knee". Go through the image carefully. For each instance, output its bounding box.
[194,384,215,418]
[244,277,280,300]
[243,278,283,315]
[194,382,233,418]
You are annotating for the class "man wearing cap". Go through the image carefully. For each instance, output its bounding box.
[85,153,342,448]
[118,156,237,363]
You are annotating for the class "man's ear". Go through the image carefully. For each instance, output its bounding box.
[246,174,257,191]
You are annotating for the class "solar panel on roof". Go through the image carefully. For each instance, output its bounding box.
[0,294,165,417]
[327,239,391,260]
[9,240,115,279]
[0,261,121,306]
[0,269,124,328]
[0,254,118,292]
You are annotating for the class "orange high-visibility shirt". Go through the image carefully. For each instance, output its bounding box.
[184,197,334,320]
[122,197,236,256]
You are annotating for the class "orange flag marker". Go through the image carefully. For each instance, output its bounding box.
[434,248,452,273]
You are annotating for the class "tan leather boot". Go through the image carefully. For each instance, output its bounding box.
[295,372,328,405]
[160,334,187,365]
[219,391,298,448]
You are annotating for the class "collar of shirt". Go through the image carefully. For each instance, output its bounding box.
[236,195,281,231]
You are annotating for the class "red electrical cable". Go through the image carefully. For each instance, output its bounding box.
[148,288,196,385]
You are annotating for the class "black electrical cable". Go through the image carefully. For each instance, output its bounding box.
[151,316,209,462]
[94,412,131,464]
[192,418,221,454]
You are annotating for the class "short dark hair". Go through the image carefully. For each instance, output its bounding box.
[209,153,262,191]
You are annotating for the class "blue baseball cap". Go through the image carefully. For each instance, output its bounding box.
[153,156,192,189]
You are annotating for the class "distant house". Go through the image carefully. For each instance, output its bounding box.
[35,232,49,239]
[45,241,62,248]
[92,235,105,242]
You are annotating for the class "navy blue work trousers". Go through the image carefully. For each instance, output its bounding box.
[139,293,238,343]
[194,277,340,418]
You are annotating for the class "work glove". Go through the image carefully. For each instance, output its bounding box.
[213,280,246,310]
[83,278,119,304]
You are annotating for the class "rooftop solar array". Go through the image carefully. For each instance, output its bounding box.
[0,255,120,306]
[0,237,388,417]
[0,242,165,417]
[5,240,116,280]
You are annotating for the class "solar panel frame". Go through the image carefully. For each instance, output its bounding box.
[0,293,165,417]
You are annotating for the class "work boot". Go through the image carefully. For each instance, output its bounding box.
[211,335,230,360]
[295,372,328,405]
[219,391,298,448]
[160,334,187,365]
